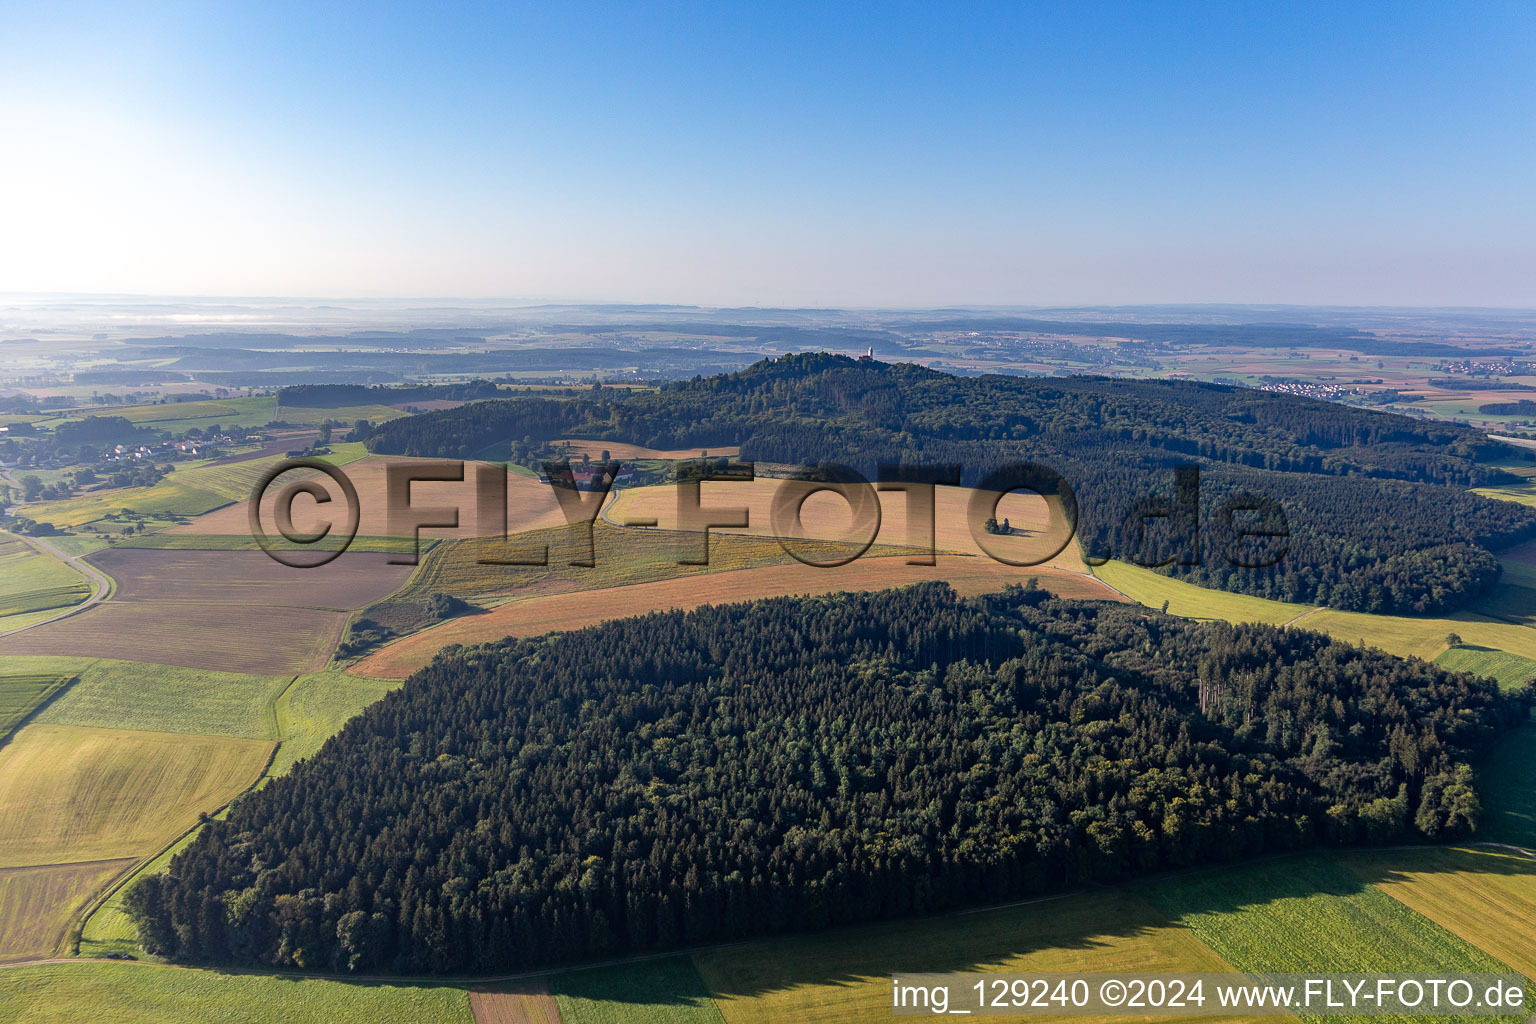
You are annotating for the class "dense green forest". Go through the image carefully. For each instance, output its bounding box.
[1479,400,1536,416]
[130,584,1528,974]
[367,355,1536,613]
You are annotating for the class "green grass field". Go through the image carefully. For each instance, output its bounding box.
[0,674,72,741]
[1144,856,1519,1024]
[270,670,402,776]
[693,887,1246,1024]
[1338,847,1536,980]
[80,668,406,953]
[274,403,408,426]
[0,538,93,619]
[0,963,472,1024]
[1434,645,1536,690]
[551,958,726,1024]
[1092,560,1311,624]
[27,658,291,739]
[1302,608,1536,663]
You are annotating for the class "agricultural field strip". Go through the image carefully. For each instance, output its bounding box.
[77,668,406,953]
[0,535,101,629]
[0,861,138,964]
[0,724,276,869]
[0,839,1527,1019]
[0,673,75,743]
[1143,854,1526,1024]
[1336,847,1536,980]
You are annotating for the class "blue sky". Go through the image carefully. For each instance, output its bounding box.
[2,1,1533,306]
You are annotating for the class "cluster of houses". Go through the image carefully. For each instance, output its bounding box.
[104,433,260,463]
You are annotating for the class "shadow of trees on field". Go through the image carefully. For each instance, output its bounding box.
[537,845,1536,1013]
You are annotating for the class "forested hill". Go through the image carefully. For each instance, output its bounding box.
[131,584,1528,974]
[367,355,1536,614]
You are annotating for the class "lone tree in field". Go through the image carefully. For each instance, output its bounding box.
[1445,632,1463,648]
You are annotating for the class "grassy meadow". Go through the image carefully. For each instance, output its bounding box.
[692,887,1245,1024]
[28,657,292,739]
[270,669,403,775]
[0,964,472,1024]
[1092,560,1310,624]
[552,959,726,1024]
[0,538,93,621]
[1338,847,1536,980]
[1434,645,1536,690]
[0,673,73,741]
[1144,856,1519,1022]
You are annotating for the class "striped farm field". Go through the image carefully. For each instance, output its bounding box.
[377,520,926,619]
[0,538,93,620]
[28,657,291,739]
[1433,645,1536,690]
[1143,856,1516,1023]
[0,673,72,741]
[0,724,273,868]
[0,602,349,675]
[0,860,135,962]
[0,963,473,1024]
[469,980,562,1024]
[692,888,1253,1024]
[87,548,415,610]
[1337,847,1536,979]
[355,556,1120,678]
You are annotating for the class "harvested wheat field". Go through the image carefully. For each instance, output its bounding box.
[88,548,415,609]
[608,481,1086,572]
[0,602,348,675]
[0,859,135,962]
[167,455,569,539]
[555,438,741,460]
[0,724,273,868]
[469,981,563,1024]
[356,555,1121,677]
